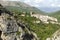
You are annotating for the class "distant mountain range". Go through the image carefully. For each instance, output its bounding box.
[48,11,60,21]
[39,7,60,12]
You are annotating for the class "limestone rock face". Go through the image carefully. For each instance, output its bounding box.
[31,13,58,24]
[51,30,60,40]
[46,29,60,40]
[0,4,39,40]
[0,13,18,33]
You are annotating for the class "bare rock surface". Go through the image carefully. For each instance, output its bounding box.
[0,4,39,40]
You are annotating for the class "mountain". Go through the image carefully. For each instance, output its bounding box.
[48,11,60,22]
[39,7,60,13]
[0,4,39,40]
[0,1,45,15]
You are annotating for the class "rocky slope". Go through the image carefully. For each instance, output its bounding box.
[0,4,39,40]
[46,29,60,40]
[30,13,58,24]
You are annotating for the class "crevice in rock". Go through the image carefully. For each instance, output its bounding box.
[17,23,25,30]
[14,38,17,40]
[22,33,34,40]
[0,31,3,40]
[0,10,3,15]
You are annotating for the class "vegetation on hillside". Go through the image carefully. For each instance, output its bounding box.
[48,11,60,22]
[1,3,60,40]
[0,1,60,40]
[12,10,60,40]
[5,6,46,15]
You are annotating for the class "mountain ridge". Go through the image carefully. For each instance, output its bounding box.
[0,1,45,15]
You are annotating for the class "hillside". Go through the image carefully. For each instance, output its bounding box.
[13,11,60,40]
[0,4,39,40]
[39,7,60,12]
[0,1,60,40]
[0,1,45,15]
[48,11,60,22]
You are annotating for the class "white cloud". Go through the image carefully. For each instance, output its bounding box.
[24,0,44,3]
[51,4,55,7]
[51,3,60,7]
[0,0,8,1]
[33,4,40,7]
[9,0,21,1]
[0,0,21,1]
[24,0,30,3]
[1,0,60,7]
[57,5,60,7]
[34,0,44,3]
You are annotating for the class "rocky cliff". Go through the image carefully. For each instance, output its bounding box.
[0,4,39,40]
[46,29,60,40]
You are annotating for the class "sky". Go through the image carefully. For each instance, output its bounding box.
[2,0,60,7]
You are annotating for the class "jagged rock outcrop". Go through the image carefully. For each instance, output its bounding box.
[0,4,39,40]
[30,12,58,24]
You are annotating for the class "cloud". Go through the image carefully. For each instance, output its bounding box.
[2,0,21,1]
[58,5,60,7]
[0,0,8,1]
[0,0,18,1]
[9,0,21,1]
[31,4,40,7]
[1,0,60,7]
[51,4,56,7]
[24,0,30,2]
[34,0,44,3]
[51,2,60,7]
